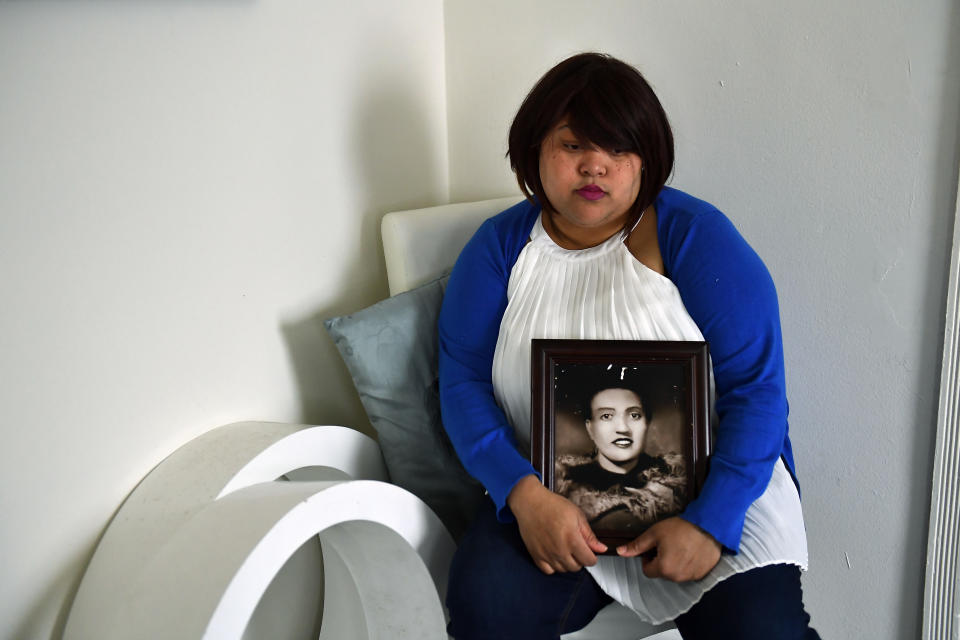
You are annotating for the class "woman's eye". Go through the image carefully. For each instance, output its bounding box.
[599,412,613,420]
[563,142,580,150]
[612,149,625,156]
[630,412,642,420]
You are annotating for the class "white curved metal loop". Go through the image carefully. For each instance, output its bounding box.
[218,423,389,498]
[64,422,453,640]
[318,520,450,639]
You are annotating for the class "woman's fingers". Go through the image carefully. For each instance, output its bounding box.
[516,490,720,580]
[569,537,598,569]
[619,528,663,578]
[511,483,600,574]
[616,528,656,558]
[553,507,601,570]
[558,554,584,573]
[617,518,721,582]
[536,552,575,574]
[537,528,594,573]
[578,518,609,555]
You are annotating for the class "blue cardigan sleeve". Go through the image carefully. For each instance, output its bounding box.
[659,192,791,552]
[438,205,539,521]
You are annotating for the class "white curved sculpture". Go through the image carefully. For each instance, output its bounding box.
[64,422,455,639]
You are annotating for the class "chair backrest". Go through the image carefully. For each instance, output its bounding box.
[381,196,521,296]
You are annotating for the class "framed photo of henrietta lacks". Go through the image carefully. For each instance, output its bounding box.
[530,339,711,551]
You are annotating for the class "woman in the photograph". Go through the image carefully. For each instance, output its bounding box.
[556,380,686,534]
[439,52,818,639]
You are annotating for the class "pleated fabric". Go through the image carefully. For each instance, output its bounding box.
[491,215,808,624]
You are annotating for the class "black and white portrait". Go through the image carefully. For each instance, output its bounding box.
[553,364,690,535]
[530,339,710,546]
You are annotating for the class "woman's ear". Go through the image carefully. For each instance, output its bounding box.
[584,419,595,441]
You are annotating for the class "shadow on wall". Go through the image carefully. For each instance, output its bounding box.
[37,71,444,632]
[13,555,86,640]
[901,1,960,638]
[280,72,446,438]
[18,493,130,640]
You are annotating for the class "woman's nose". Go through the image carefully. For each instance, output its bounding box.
[579,149,607,177]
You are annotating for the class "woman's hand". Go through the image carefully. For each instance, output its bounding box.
[616,517,721,582]
[507,475,608,574]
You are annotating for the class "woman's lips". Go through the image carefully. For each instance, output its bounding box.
[612,438,634,448]
[576,185,606,201]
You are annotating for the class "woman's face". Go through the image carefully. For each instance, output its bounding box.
[585,387,648,473]
[538,119,643,241]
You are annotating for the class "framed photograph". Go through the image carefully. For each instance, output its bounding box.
[531,339,711,551]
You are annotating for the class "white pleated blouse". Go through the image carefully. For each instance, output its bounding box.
[491,215,808,623]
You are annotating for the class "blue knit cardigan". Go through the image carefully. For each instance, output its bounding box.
[438,186,798,552]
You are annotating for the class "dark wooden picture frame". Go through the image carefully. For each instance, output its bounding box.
[531,339,711,551]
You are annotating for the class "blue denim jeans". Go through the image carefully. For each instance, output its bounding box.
[446,500,821,640]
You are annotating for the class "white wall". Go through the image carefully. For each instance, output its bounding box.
[444,1,959,638]
[0,2,447,638]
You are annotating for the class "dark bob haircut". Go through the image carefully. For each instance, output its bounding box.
[508,52,674,231]
[577,369,654,424]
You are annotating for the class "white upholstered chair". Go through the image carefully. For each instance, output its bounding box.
[382,197,681,640]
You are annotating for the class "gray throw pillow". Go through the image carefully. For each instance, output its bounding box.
[324,275,485,539]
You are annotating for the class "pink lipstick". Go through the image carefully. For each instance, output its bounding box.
[576,185,605,201]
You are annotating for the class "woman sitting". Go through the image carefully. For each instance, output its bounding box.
[439,52,819,639]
